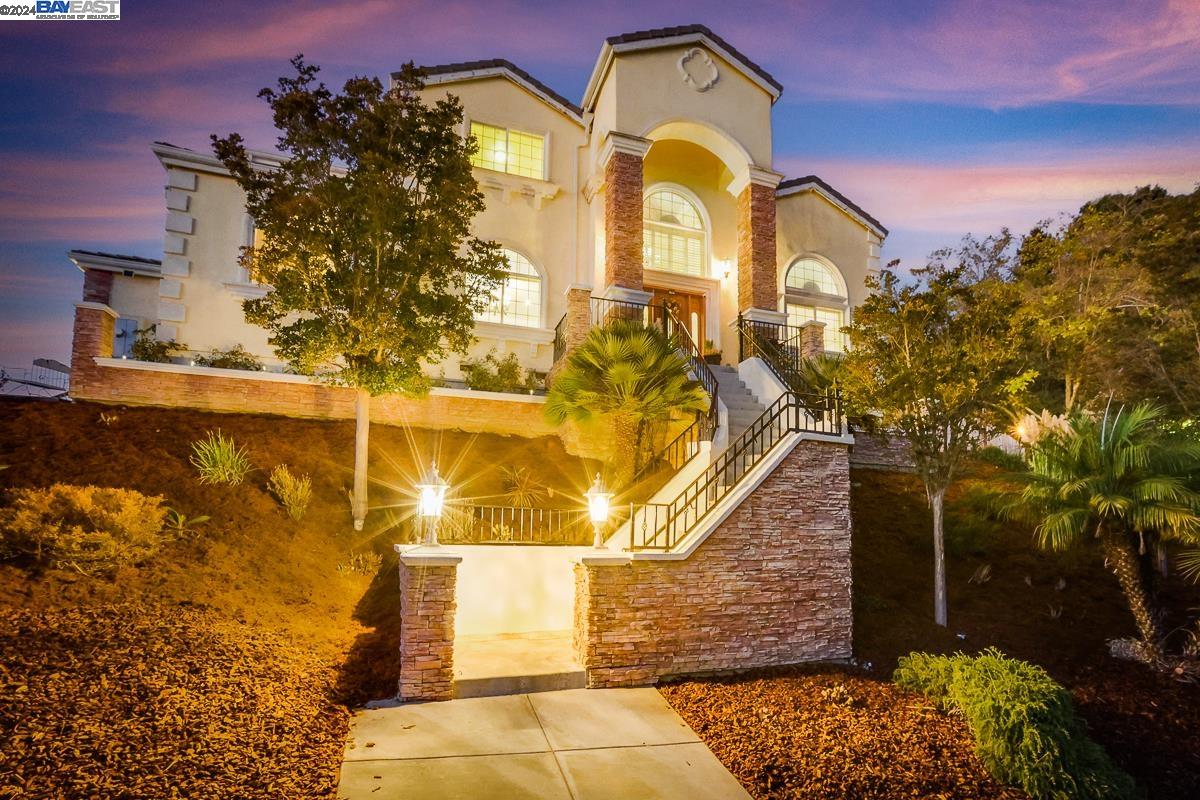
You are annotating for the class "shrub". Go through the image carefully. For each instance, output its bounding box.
[499,465,547,507]
[462,350,539,393]
[268,465,312,520]
[190,430,253,485]
[0,484,169,574]
[131,326,185,363]
[895,649,1140,799]
[194,344,263,371]
[975,445,1026,471]
[338,551,382,576]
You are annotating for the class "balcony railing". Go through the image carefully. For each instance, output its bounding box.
[437,504,596,545]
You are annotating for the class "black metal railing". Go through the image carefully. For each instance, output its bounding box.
[437,504,596,545]
[628,388,843,551]
[589,296,651,327]
[552,312,568,364]
[662,305,719,432]
[736,316,844,419]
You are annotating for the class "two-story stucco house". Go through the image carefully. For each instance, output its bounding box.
[69,24,884,387]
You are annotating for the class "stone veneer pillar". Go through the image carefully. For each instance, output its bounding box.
[69,301,117,400]
[549,285,594,381]
[600,132,652,294]
[800,320,826,359]
[82,269,114,305]
[733,167,784,319]
[397,551,461,702]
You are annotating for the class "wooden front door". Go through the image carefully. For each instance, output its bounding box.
[648,286,706,349]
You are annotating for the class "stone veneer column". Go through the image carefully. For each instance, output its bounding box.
[549,285,594,381]
[600,132,652,293]
[800,320,826,359]
[397,551,461,702]
[82,269,114,305]
[69,301,117,400]
[732,167,784,318]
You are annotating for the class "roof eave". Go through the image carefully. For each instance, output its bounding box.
[68,250,162,278]
[413,66,584,125]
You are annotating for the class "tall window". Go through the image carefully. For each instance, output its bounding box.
[113,317,139,358]
[478,249,542,328]
[643,188,706,277]
[784,257,847,352]
[469,122,545,180]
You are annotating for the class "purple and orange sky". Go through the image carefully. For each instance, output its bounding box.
[2,0,1199,368]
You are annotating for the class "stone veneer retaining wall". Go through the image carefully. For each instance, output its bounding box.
[397,556,459,701]
[848,431,915,471]
[573,438,853,687]
[69,303,558,439]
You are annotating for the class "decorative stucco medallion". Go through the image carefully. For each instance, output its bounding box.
[678,47,719,92]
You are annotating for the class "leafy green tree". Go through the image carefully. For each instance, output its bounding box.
[545,321,709,485]
[841,250,1032,626]
[999,404,1200,654]
[213,57,505,529]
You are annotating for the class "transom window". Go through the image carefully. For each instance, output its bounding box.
[477,249,542,328]
[643,189,706,277]
[469,121,545,180]
[785,257,847,352]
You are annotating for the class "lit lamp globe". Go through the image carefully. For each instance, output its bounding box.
[585,472,612,549]
[416,462,449,546]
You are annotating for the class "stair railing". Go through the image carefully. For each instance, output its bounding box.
[628,387,843,551]
[736,315,841,418]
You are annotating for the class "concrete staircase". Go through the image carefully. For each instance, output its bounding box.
[711,365,765,443]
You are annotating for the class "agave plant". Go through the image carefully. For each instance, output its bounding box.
[999,403,1200,653]
[545,321,709,484]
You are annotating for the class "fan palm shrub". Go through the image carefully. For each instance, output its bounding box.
[545,321,709,485]
[999,403,1200,654]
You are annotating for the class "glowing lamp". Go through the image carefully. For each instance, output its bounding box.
[417,461,448,519]
[585,472,612,549]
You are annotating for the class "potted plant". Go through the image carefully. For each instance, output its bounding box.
[703,339,722,365]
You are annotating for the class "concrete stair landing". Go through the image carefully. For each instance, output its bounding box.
[453,631,586,698]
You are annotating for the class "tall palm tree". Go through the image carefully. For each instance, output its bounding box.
[1001,403,1200,653]
[545,321,709,485]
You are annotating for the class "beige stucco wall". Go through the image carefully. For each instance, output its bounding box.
[99,40,882,381]
[776,191,881,315]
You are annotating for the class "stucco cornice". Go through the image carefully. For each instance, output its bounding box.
[727,165,784,197]
[68,250,161,278]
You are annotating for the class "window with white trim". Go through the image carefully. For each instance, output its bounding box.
[468,121,545,180]
[784,257,848,352]
[477,249,542,328]
[642,189,706,277]
[113,317,139,358]
[237,213,264,284]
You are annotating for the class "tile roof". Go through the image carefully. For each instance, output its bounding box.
[413,59,583,118]
[70,249,162,266]
[778,175,888,237]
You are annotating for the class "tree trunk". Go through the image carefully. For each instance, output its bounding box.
[352,388,370,531]
[930,487,948,627]
[610,413,637,488]
[1101,529,1164,651]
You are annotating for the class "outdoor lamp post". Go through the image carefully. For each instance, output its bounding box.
[585,472,612,550]
[416,461,448,546]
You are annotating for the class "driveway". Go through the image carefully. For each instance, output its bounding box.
[339,688,752,799]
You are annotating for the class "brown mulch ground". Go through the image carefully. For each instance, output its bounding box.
[661,467,1200,800]
[661,667,1025,800]
[0,604,347,799]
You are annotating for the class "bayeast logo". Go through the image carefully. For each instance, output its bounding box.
[0,0,120,19]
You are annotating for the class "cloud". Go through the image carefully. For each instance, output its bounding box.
[0,152,162,243]
[780,143,1200,262]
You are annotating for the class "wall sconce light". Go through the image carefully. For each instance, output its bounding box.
[585,472,612,549]
[416,461,449,546]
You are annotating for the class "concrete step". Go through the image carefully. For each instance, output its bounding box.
[453,632,586,699]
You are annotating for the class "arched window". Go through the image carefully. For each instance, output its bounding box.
[643,188,706,277]
[784,257,848,352]
[478,249,542,328]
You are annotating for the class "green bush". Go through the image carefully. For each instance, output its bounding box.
[194,344,263,371]
[895,649,1140,800]
[0,484,169,574]
[190,430,253,485]
[462,350,539,393]
[268,464,312,520]
[975,445,1027,471]
[131,326,186,363]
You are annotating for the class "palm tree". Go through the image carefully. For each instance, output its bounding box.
[545,321,709,485]
[1001,403,1200,653]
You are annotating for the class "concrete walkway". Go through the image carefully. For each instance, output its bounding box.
[339,688,752,799]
